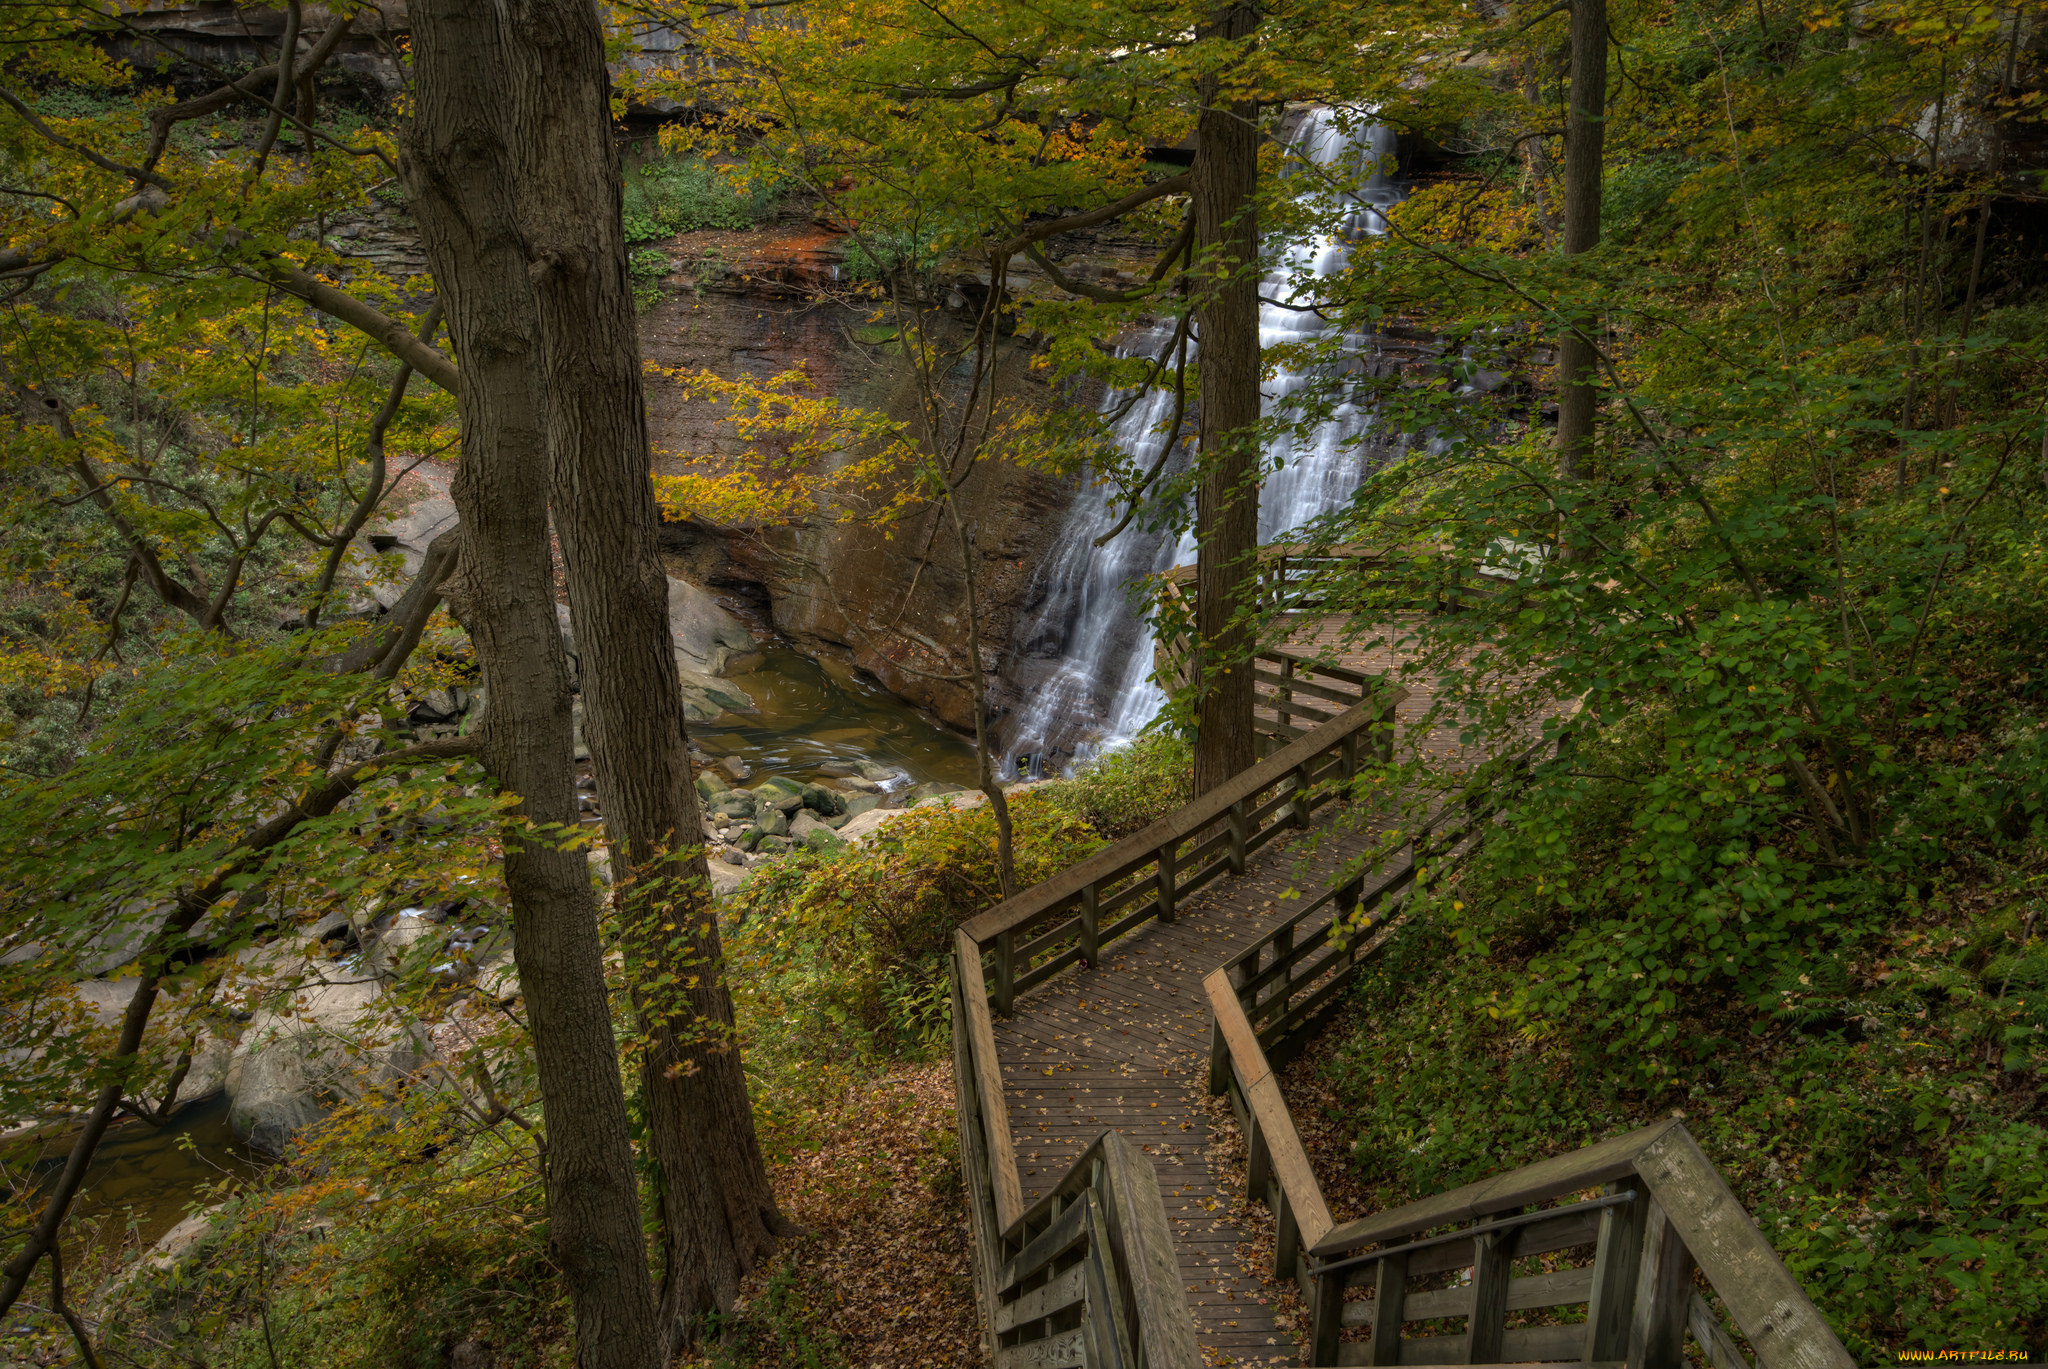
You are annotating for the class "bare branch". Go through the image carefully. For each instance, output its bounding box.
[257,262,459,391]
[989,172,1191,258]
[307,304,443,628]
[145,15,356,170]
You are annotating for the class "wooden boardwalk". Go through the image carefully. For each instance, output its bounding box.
[986,618,1479,1364]
[992,813,1379,1366]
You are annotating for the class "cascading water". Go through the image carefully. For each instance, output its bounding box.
[1001,111,1405,776]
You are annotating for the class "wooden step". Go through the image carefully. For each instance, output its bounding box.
[992,1328,1086,1368]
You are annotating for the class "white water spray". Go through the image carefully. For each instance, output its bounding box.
[1002,111,1405,775]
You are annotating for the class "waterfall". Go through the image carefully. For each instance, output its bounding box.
[1001,110,1405,776]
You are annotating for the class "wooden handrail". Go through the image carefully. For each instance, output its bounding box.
[1155,541,1520,629]
[1310,1122,1681,1254]
[960,689,1402,1016]
[955,929,1025,1231]
[952,925,1204,1367]
[1203,967,1333,1284]
[962,695,1392,946]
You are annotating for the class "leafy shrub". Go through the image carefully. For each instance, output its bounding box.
[1050,732,1193,839]
[629,247,671,310]
[622,156,783,243]
[706,1267,850,1369]
[100,1081,568,1369]
[839,227,942,281]
[725,789,1104,1066]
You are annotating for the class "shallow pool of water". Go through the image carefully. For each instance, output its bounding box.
[19,1095,263,1255]
[693,647,982,790]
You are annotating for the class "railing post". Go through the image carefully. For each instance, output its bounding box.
[1339,730,1360,782]
[1367,1250,1408,1366]
[1309,1264,1345,1366]
[1467,1227,1511,1362]
[1272,1185,1301,1285]
[1628,1198,1696,1369]
[994,930,1015,1017]
[1227,798,1249,875]
[1335,877,1365,952]
[1376,689,1396,764]
[1156,840,1176,923]
[1079,884,1099,969]
[1245,1109,1270,1208]
[1292,763,1312,830]
[1262,924,1295,1031]
[1585,1185,1645,1361]
[1207,1018,1230,1096]
[1277,655,1296,735]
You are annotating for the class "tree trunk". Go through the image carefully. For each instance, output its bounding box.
[500,0,786,1341]
[1555,0,1607,489]
[1191,1,1262,796]
[400,6,661,1368]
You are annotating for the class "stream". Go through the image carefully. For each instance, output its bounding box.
[694,647,982,791]
[9,1095,265,1261]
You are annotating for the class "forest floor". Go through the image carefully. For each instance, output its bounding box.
[680,1063,980,1369]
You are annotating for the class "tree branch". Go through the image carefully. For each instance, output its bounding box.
[145,16,356,170]
[989,172,1191,258]
[306,304,442,628]
[257,262,459,391]
[0,87,170,191]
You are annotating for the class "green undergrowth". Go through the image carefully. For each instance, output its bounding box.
[725,732,1193,1097]
[1323,760,2048,1359]
[623,154,785,243]
[92,1082,571,1369]
[70,737,1191,1369]
[703,1267,849,1369]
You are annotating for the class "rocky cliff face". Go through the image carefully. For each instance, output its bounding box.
[637,223,1089,740]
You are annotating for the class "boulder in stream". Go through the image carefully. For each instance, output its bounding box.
[224,979,427,1156]
[788,811,842,851]
[667,576,753,676]
[799,783,846,816]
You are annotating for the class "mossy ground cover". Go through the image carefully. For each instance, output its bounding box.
[1298,808,2048,1361]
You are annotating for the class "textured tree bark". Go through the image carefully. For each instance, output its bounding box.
[1556,0,1608,490]
[1191,1,1262,797]
[500,0,787,1340]
[400,4,661,1367]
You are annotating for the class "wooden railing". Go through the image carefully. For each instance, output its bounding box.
[1200,799,1497,1297]
[949,694,1401,1364]
[1201,790,1856,1368]
[959,692,1401,1018]
[1157,542,1519,622]
[1148,633,1382,758]
[1301,1122,1854,1368]
[952,902,1201,1367]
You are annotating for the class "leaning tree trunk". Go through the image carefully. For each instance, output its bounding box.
[1555,0,1607,492]
[400,4,661,1368]
[501,0,787,1340]
[1191,0,1263,796]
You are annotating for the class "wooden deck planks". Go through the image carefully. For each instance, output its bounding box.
[991,813,1386,1366]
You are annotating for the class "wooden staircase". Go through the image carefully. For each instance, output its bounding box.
[950,685,1856,1369]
